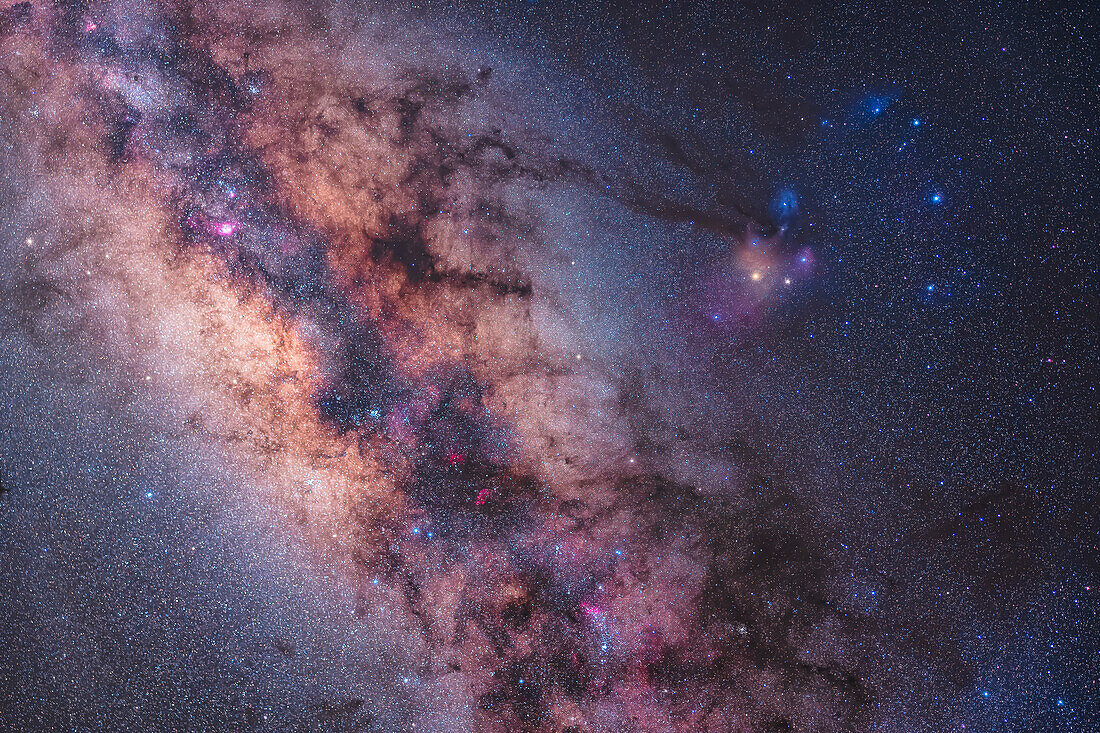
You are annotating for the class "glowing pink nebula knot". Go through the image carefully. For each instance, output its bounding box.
[580,601,603,617]
[474,488,490,506]
[213,221,239,236]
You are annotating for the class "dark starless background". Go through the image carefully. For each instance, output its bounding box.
[0,1,1094,731]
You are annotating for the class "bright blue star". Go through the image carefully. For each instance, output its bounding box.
[858,94,895,122]
[931,193,943,204]
[911,118,921,126]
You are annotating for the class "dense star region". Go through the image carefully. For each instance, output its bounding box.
[0,1,1093,732]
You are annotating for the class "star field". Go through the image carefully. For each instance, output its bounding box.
[0,1,1094,731]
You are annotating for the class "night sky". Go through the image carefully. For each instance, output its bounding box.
[0,1,1094,731]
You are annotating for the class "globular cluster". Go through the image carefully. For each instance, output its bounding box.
[0,1,1093,732]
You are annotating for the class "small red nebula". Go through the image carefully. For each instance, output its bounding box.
[581,601,602,617]
[474,488,490,506]
[447,452,465,467]
[213,221,239,237]
[84,21,97,32]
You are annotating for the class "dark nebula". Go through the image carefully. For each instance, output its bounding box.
[0,1,1093,732]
